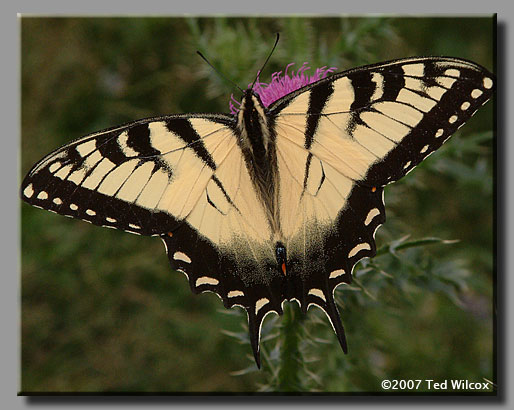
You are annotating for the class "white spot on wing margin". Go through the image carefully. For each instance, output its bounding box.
[173,251,191,263]
[364,208,381,226]
[348,243,371,258]
[308,288,326,302]
[329,269,345,279]
[255,298,270,315]
[23,184,34,198]
[228,290,245,298]
[195,276,219,286]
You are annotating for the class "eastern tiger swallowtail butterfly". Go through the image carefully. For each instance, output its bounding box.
[21,56,494,368]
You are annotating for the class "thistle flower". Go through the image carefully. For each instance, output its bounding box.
[230,62,337,114]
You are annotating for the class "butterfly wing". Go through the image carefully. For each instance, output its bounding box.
[21,114,278,319]
[271,57,494,350]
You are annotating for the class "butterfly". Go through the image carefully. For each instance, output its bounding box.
[21,56,494,368]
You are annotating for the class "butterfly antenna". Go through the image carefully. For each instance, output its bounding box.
[196,51,244,94]
[249,33,280,92]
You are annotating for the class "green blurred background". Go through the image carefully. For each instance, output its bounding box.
[20,16,494,392]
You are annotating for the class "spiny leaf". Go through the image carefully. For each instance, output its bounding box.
[376,236,460,257]
[230,363,260,376]
[221,329,249,343]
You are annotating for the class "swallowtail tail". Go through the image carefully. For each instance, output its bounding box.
[21,56,494,368]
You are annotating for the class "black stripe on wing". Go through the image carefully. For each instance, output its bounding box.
[380,63,406,102]
[125,123,174,174]
[305,82,334,149]
[96,128,132,166]
[348,70,375,110]
[165,118,217,170]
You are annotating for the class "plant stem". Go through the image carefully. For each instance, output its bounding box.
[276,302,303,391]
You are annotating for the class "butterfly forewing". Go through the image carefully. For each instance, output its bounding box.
[272,57,494,186]
[23,115,232,235]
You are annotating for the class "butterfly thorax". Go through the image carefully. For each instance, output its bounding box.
[237,92,282,239]
[237,92,271,158]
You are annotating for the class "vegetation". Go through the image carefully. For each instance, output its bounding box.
[21,16,494,392]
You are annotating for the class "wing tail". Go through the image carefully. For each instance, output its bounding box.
[246,307,262,369]
[322,291,348,354]
[300,271,349,354]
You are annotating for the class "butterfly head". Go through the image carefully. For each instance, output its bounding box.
[242,89,266,110]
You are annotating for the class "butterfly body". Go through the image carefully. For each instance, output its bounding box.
[236,92,282,240]
[21,56,494,368]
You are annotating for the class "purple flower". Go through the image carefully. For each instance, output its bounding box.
[230,62,337,114]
